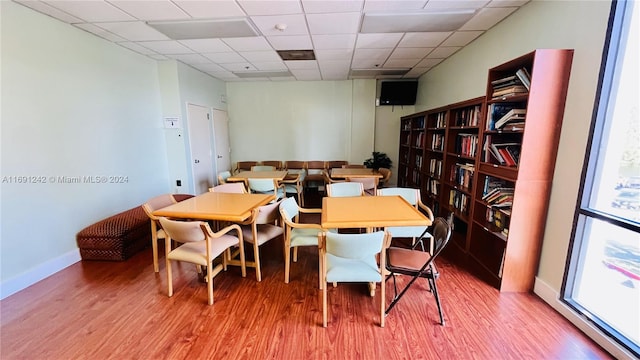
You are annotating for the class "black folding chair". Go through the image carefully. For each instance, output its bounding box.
[385,217,452,325]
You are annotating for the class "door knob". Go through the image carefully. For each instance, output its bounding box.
[194,159,200,164]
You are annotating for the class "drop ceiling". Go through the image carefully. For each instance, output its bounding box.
[14,0,530,82]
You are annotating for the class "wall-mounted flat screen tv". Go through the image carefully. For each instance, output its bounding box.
[379,81,418,105]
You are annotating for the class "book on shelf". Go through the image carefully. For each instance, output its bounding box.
[456,133,479,157]
[486,103,522,131]
[492,85,528,99]
[481,176,510,198]
[486,141,520,166]
[495,108,526,129]
[491,75,518,87]
[500,122,526,132]
[515,67,531,91]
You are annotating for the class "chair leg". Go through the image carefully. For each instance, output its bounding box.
[293,246,298,262]
[284,245,291,283]
[429,277,445,326]
[254,242,262,282]
[166,259,173,297]
[151,221,159,272]
[207,264,214,305]
[322,278,328,327]
[380,278,386,327]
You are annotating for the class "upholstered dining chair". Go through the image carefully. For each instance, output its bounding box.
[279,197,324,288]
[304,160,326,191]
[319,230,392,327]
[217,170,232,185]
[327,160,348,169]
[385,217,452,325]
[159,217,246,305]
[142,194,177,273]
[248,178,285,201]
[377,168,392,188]
[280,172,305,206]
[326,182,365,197]
[238,199,284,281]
[234,161,258,174]
[209,182,247,193]
[251,165,276,172]
[346,177,379,196]
[261,160,282,170]
[376,187,435,252]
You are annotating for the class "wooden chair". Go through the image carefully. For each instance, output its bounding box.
[347,177,378,196]
[319,230,392,327]
[377,168,392,188]
[159,217,245,305]
[217,170,232,184]
[234,161,258,174]
[327,160,348,169]
[261,160,282,170]
[326,182,365,197]
[279,197,324,288]
[247,178,285,201]
[280,172,305,206]
[377,187,435,251]
[238,200,284,281]
[251,165,276,171]
[142,194,178,273]
[385,217,452,325]
[304,161,327,191]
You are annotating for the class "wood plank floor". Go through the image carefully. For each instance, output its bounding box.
[1,192,612,359]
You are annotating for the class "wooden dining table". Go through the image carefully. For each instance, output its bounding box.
[321,195,432,296]
[329,168,383,179]
[153,191,274,222]
[227,170,288,183]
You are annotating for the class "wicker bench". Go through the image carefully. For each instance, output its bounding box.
[76,194,193,261]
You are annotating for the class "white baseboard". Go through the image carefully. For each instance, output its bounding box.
[534,277,636,360]
[1,249,81,300]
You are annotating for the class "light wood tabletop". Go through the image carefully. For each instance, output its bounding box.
[330,168,382,179]
[227,170,288,182]
[153,192,274,222]
[321,196,431,229]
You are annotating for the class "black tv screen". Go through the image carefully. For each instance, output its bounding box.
[379,81,418,105]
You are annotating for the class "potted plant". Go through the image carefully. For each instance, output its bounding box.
[364,151,392,170]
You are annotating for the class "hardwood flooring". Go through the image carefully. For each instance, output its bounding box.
[1,191,612,359]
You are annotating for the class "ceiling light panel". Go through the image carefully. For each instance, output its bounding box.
[172,0,247,18]
[234,70,293,78]
[277,50,316,61]
[361,11,475,33]
[96,21,170,41]
[148,19,258,40]
[250,14,309,36]
[42,0,134,22]
[109,1,190,21]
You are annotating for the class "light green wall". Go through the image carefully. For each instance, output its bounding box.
[416,0,611,291]
[226,80,376,164]
[374,105,416,185]
[0,2,169,288]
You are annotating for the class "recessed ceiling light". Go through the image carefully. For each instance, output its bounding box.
[361,10,476,33]
[277,50,316,61]
[147,18,258,40]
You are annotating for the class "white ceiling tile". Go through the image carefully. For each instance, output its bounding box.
[384,58,420,68]
[355,33,403,49]
[207,70,239,79]
[269,76,297,81]
[108,1,190,21]
[306,13,362,35]
[460,7,518,30]
[404,67,431,77]
[363,0,427,12]
[416,58,444,67]
[238,0,302,16]
[251,14,309,36]
[148,54,169,60]
[179,39,234,53]
[15,1,84,23]
[290,68,322,80]
[221,62,257,71]
[423,0,489,11]
[441,31,483,46]
[285,60,318,70]
[42,0,135,22]
[74,23,126,42]
[318,59,351,71]
[321,70,349,80]
[388,47,433,59]
[353,48,393,62]
[267,35,313,50]
[95,21,170,41]
[137,40,194,54]
[302,0,364,14]
[311,34,356,50]
[314,49,353,61]
[351,58,382,68]
[252,62,288,71]
[172,0,247,18]
[427,46,461,58]
[239,51,282,62]
[203,52,246,63]
[222,37,272,51]
[398,32,451,47]
[168,53,211,64]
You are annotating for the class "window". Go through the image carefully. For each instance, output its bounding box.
[563,0,639,357]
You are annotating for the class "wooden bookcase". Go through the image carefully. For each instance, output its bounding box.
[396,49,574,292]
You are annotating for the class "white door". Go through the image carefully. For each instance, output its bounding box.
[187,103,214,194]
[212,109,231,179]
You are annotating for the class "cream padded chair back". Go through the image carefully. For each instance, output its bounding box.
[218,171,231,184]
[251,165,276,171]
[326,182,364,197]
[209,182,247,193]
[142,194,177,273]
